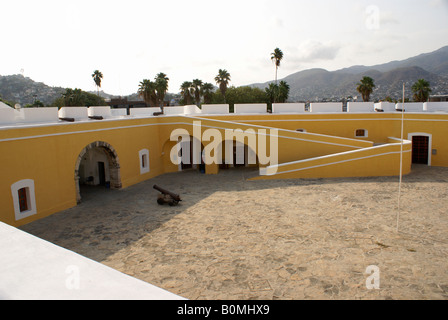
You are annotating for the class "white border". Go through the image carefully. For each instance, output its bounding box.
[11,179,37,221]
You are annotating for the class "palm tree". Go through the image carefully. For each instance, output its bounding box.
[138,79,157,107]
[412,79,432,102]
[265,83,279,105]
[155,72,169,110]
[277,81,290,103]
[271,48,283,84]
[356,76,376,102]
[180,81,194,105]
[62,88,74,106]
[214,69,231,102]
[92,70,103,97]
[192,79,203,106]
[202,82,215,104]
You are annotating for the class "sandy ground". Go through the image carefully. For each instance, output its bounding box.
[21,165,448,300]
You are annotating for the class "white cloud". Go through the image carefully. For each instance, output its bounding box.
[288,41,341,64]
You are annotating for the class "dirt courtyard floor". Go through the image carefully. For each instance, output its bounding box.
[21,165,448,300]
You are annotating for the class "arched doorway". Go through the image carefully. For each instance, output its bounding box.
[74,141,122,203]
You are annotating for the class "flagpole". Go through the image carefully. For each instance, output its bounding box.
[397,82,405,232]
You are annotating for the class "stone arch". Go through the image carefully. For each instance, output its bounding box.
[74,141,122,203]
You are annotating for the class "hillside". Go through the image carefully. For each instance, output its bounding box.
[252,46,448,102]
[337,46,448,75]
[0,74,66,106]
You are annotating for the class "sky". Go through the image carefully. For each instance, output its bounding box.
[1,0,448,96]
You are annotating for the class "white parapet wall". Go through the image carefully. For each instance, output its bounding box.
[272,103,306,114]
[374,102,396,112]
[110,109,128,117]
[234,104,267,114]
[130,108,161,116]
[58,107,89,121]
[0,108,19,124]
[347,102,375,113]
[201,104,230,114]
[424,102,448,112]
[0,222,185,300]
[88,106,112,119]
[184,105,202,115]
[309,102,343,113]
[164,106,186,116]
[396,102,424,112]
[19,107,59,123]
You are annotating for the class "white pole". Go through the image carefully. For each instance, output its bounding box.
[397,82,405,232]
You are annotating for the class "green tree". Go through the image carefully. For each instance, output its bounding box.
[356,76,376,102]
[92,70,103,97]
[216,86,267,113]
[62,88,84,106]
[265,81,290,106]
[58,88,105,107]
[192,79,203,106]
[214,69,231,102]
[201,83,215,104]
[138,79,157,107]
[265,83,279,105]
[277,81,290,103]
[180,81,194,105]
[155,73,169,110]
[25,100,44,108]
[271,48,284,85]
[412,79,432,102]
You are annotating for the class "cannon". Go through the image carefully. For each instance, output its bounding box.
[153,185,182,206]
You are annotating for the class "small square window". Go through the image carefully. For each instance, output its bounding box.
[355,129,368,138]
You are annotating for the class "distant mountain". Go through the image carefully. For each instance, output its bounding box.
[337,46,448,75]
[0,74,124,106]
[251,46,448,102]
[2,46,448,105]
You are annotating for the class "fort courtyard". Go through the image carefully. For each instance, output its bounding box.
[20,165,448,300]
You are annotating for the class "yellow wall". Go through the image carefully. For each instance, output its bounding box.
[1,112,447,227]
[254,138,412,180]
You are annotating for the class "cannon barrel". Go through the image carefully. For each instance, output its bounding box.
[153,185,181,202]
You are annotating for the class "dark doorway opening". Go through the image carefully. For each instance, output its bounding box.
[180,140,193,170]
[98,162,106,186]
[412,136,429,165]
